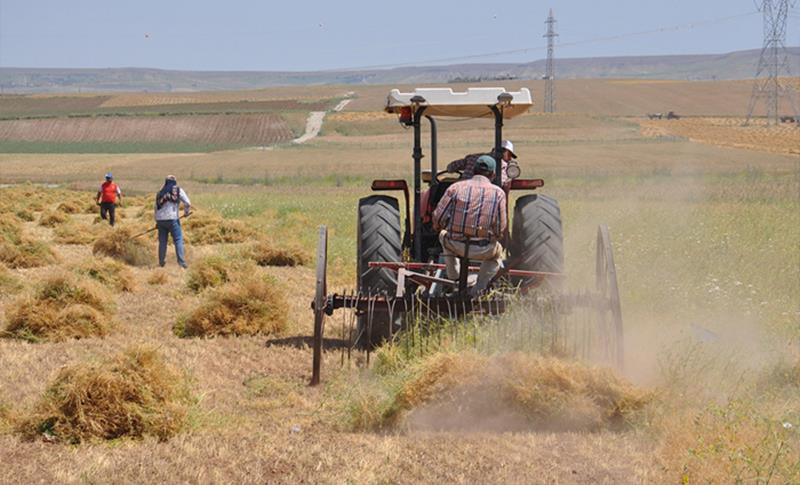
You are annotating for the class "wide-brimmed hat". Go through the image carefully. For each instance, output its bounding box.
[501,140,517,159]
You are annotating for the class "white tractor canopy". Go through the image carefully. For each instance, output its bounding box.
[385,87,533,119]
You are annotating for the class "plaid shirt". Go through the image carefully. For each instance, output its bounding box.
[446,152,509,187]
[432,175,507,240]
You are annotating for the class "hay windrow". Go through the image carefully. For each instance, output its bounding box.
[147,269,168,286]
[14,209,35,222]
[71,257,136,292]
[0,264,22,293]
[175,275,288,337]
[3,273,113,342]
[56,200,87,214]
[53,222,101,245]
[186,255,237,292]
[17,346,193,443]
[184,212,255,245]
[246,239,308,267]
[38,209,70,227]
[92,226,154,266]
[0,401,13,434]
[0,215,58,268]
[351,351,651,432]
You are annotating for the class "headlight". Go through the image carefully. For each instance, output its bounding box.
[506,161,521,179]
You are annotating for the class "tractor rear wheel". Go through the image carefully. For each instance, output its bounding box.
[356,195,402,348]
[510,194,564,289]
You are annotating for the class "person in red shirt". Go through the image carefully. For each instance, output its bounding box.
[96,173,122,226]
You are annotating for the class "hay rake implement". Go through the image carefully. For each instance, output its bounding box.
[310,224,623,385]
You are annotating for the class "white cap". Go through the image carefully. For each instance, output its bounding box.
[501,140,517,159]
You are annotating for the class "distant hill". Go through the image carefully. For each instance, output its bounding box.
[1,48,798,93]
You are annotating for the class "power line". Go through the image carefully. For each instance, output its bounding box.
[544,9,558,113]
[326,10,759,72]
[745,0,799,125]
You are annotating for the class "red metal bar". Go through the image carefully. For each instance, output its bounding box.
[368,261,564,278]
[510,179,544,190]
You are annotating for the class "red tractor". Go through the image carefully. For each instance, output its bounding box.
[311,88,622,385]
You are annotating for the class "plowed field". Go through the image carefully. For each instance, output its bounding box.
[0,113,292,145]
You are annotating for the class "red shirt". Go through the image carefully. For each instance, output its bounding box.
[432,175,507,241]
[99,181,120,203]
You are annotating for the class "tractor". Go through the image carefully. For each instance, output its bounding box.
[310,87,622,385]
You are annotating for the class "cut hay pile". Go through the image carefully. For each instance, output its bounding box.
[56,200,88,214]
[53,222,101,245]
[184,212,255,245]
[0,263,22,293]
[17,346,193,443]
[71,257,135,292]
[92,227,153,266]
[0,214,57,268]
[0,401,12,434]
[353,351,650,432]
[14,208,35,222]
[2,273,112,342]
[175,275,288,337]
[38,209,70,227]
[186,255,236,292]
[246,239,308,267]
[147,269,168,286]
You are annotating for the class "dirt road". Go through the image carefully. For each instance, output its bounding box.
[292,96,352,144]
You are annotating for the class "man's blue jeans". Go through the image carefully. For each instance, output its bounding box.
[157,219,186,267]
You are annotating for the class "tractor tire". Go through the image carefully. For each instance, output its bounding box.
[510,194,564,291]
[356,195,402,348]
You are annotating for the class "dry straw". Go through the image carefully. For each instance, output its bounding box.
[38,209,69,227]
[3,272,113,342]
[0,263,22,293]
[350,351,650,432]
[184,212,255,245]
[17,346,193,443]
[53,222,101,245]
[147,269,168,286]
[92,227,153,266]
[56,200,87,214]
[71,257,136,292]
[0,401,12,434]
[0,214,57,268]
[185,255,235,292]
[246,239,308,267]
[175,275,288,337]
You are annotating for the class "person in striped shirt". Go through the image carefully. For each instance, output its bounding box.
[432,155,507,296]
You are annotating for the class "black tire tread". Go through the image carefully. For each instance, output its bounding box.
[357,195,401,294]
[511,194,564,276]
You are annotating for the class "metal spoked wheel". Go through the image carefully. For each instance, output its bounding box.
[596,224,624,369]
[311,226,328,386]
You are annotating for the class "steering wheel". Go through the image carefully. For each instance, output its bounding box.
[434,169,462,184]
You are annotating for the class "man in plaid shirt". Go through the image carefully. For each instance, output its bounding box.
[433,155,507,295]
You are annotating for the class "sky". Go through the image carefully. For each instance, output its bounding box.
[0,0,798,71]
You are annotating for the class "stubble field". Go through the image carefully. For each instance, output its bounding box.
[0,79,798,483]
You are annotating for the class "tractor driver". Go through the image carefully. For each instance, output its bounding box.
[432,155,507,296]
[445,139,517,190]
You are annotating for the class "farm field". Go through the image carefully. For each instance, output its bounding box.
[0,80,798,483]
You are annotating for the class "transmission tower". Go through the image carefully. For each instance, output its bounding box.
[543,9,558,113]
[745,0,799,125]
